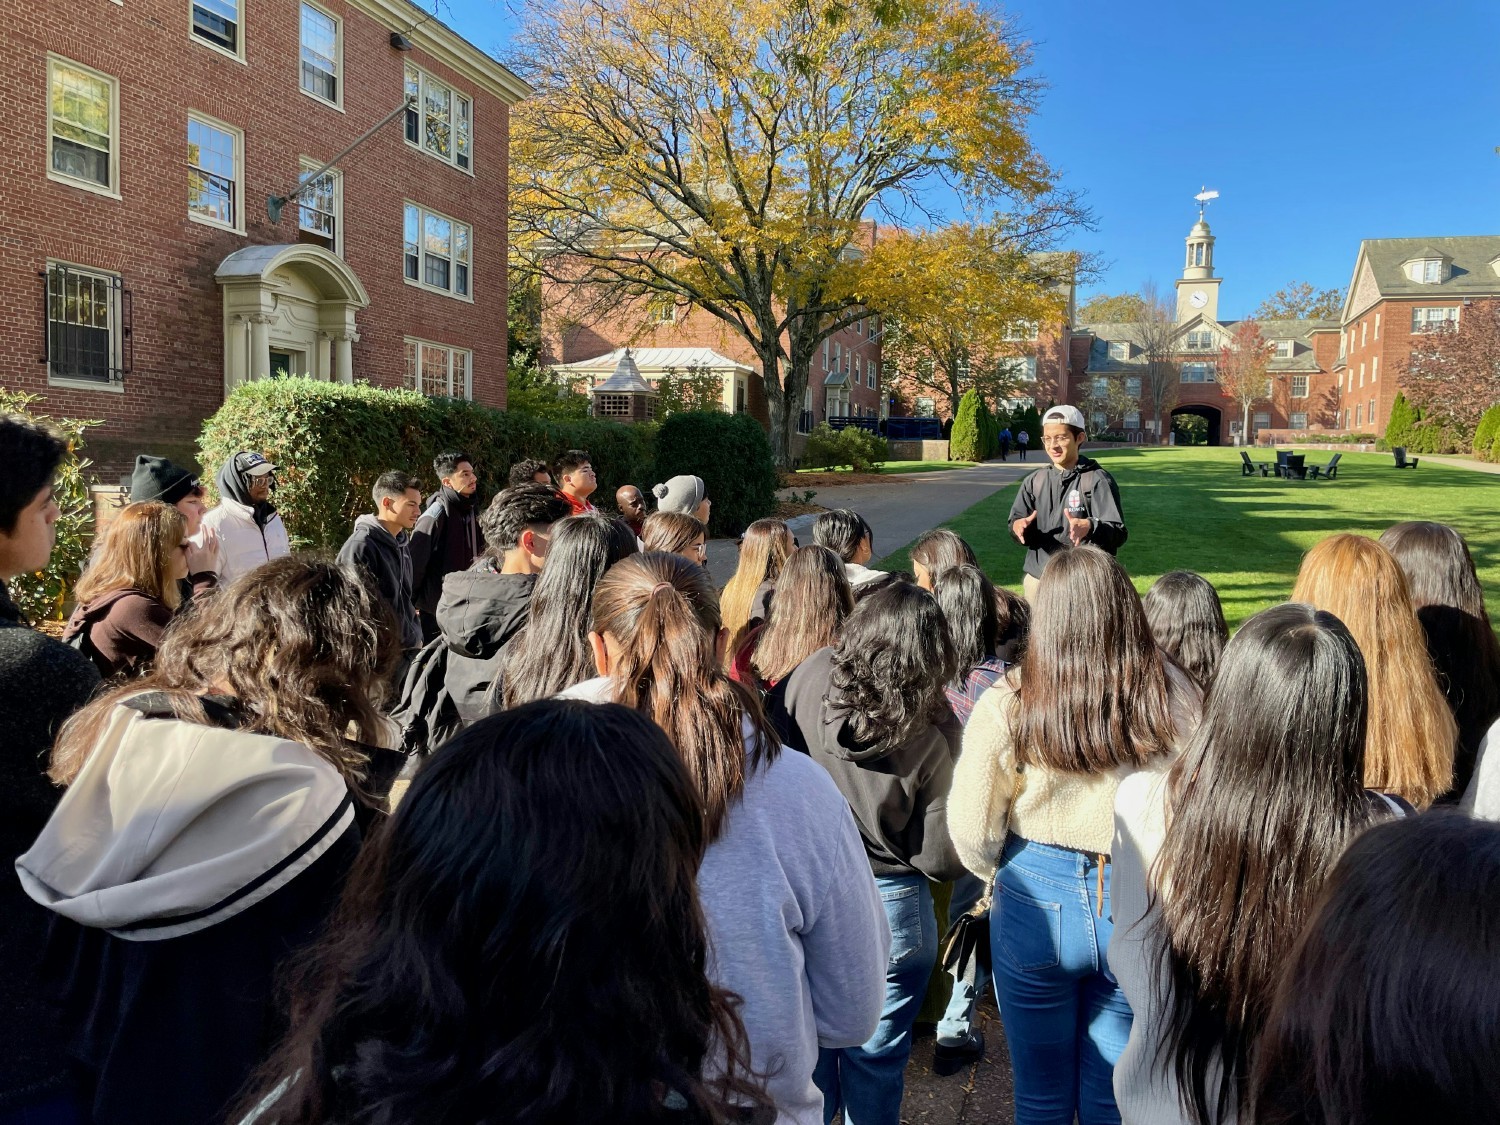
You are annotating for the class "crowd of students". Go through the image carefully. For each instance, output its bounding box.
[3,407,1500,1125]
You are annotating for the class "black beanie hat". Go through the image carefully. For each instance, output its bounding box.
[129,455,198,506]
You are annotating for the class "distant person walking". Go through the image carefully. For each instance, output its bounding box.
[1015,429,1029,460]
[998,427,1012,461]
[1009,406,1127,601]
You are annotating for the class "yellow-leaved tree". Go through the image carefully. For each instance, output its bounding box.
[510,0,1083,465]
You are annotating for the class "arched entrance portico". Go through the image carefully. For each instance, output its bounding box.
[215,244,370,393]
[1171,403,1223,446]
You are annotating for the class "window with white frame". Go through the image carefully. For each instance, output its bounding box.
[297,161,339,253]
[1407,258,1446,283]
[1125,375,1141,396]
[300,3,340,105]
[1355,404,1363,426]
[1273,339,1294,358]
[1290,375,1309,398]
[187,114,242,230]
[1009,356,1038,382]
[404,63,472,171]
[1124,411,1140,428]
[1375,313,1381,339]
[48,58,118,193]
[1359,363,1365,387]
[1108,341,1129,360]
[1412,306,1459,332]
[1185,329,1215,351]
[1371,356,1379,381]
[46,263,128,386]
[404,203,471,298]
[867,362,876,389]
[1290,412,1308,429]
[915,396,935,416]
[1368,397,1375,423]
[1181,362,1216,383]
[1253,411,1270,431]
[798,386,813,434]
[822,338,830,371]
[192,0,241,56]
[1005,321,1039,342]
[403,339,472,399]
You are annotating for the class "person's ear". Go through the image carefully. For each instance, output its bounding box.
[589,630,611,676]
[519,528,536,555]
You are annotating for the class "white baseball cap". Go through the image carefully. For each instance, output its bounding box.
[1042,405,1087,432]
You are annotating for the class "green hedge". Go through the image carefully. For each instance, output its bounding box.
[199,379,653,549]
[1379,391,1470,455]
[950,390,983,461]
[1473,404,1500,461]
[801,423,890,473]
[650,411,777,537]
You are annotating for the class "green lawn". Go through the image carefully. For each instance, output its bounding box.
[796,460,976,475]
[879,447,1500,629]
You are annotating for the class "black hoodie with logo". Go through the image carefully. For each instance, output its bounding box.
[768,646,967,882]
[1007,454,1127,580]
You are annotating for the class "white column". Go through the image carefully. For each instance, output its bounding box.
[334,330,359,384]
[316,331,333,381]
[249,314,273,382]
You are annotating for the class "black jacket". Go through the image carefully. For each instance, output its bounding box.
[768,646,966,881]
[409,486,481,617]
[0,583,100,1107]
[337,515,422,649]
[1007,455,1127,579]
[435,564,536,726]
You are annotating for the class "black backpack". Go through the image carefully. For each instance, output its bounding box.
[389,634,465,758]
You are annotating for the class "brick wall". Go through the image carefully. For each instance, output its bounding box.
[4,0,514,479]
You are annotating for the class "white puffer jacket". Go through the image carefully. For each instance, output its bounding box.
[196,498,290,584]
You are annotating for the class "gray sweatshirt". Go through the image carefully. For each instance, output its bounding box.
[558,677,890,1124]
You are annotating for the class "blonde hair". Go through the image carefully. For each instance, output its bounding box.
[719,519,794,637]
[75,501,184,611]
[1291,533,1457,807]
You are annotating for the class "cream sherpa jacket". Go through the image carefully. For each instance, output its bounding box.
[948,669,1198,880]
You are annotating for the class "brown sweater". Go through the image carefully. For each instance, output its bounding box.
[63,589,173,680]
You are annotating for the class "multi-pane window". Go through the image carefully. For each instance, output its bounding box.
[300,3,340,105]
[46,264,129,385]
[1420,259,1443,283]
[1412,307,1459,332]
[1184,330,1214,350]
[1124,412,1140,428]
[404,63,472,171]
[403,204,471,298]
[1274,339,1294,358]
[1355,404,1363,427]
[297,162,339,252]
[192,0,240,54]
[187,115,241,229]
[1290,375,1309,398]
[596,394,631,418]
[867,362,876,389]
[1004,321,1038,342]
[1253,412,1270,431]
[1108,341,1129,360]
[403,339,472,399]
[1125,375,1142,396]
[1372,357,1379,381]
[48,59,116,192]
[1290,412,1308,429]
[1181,362,1216,383]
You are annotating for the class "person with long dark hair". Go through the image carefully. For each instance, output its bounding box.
[1378,521,1500,803]
[558,553,887,1124]
[1141,571,1228,694]
[1249,813,1500,1125]
[20,557,401,1125]
[497,512,637,708]
[909,529,976,591]
[1112,603,1406,1125]
[931,564,1014,726]
[1291,533,1456,808]
[770,580,968,1125]
[949,545,1195,1125]
[237,700,776,1125]
[743,545,854,688]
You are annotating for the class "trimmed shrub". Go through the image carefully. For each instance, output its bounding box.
[802,423,844,471]
[199,379,652,550]
[949,390,983,461]
[1473,404,1500,460]
[1379,392,1418,452]
[1010,403,1043,440]
[836,426,890,473]
[651,411,777,537]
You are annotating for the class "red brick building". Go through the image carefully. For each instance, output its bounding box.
[6,0,526,477]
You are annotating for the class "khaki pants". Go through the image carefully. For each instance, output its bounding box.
[1023,572,1042,602]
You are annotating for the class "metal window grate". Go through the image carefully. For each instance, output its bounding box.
[41,265,130,384]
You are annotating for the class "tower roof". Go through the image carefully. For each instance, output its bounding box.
[592,349,656,395]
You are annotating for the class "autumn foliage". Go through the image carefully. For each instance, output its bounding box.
[1402,299,1500,432]
[1216,319,1273,438]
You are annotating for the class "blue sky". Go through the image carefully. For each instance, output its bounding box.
[441,0,1498,316]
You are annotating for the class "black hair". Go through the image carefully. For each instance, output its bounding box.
[812,508,873,562]
[1142,571,1229,693]
[829,579,958,754]
[554,449,593,477]
[508,458,550,487]
[372,471,422,506]
[909,529,976,575]
[1252,813,1500,1125]
[479,483,572,556]
[930,565,1000,675]
[240,700,771,1125]
[0,414,66,533]
[432,451,472,479]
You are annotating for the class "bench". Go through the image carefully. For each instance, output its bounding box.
[1307,452,1343,480]
[1393,447,1419,469]
[1239,450,1272,476]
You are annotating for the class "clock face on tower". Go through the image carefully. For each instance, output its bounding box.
[1190,290,1208,309]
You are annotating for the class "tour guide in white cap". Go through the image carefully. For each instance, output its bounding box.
[1007,405,1127,600]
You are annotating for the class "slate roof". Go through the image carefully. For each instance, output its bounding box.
[591,350,656,395]
[1355,236,1500,301]
[1073,316,1336,374]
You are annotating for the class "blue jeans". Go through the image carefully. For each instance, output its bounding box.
[936,873,989,1043]
[815,873,937,1125]
[991,836,1132,1125]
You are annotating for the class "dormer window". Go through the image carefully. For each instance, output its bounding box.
[1108,341,1130,360]
[1405,257,1448,284]
[1273,340,1294,359]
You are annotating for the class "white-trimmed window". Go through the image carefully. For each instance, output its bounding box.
[1181,362,1216,383]
[1359,363,1365,387]
[1412,306,1459,332]
[1125,375,1141,396]
[48,58,118,195]
[299,3,341,106]
[1406,258,1446,284]
[404,63,472,172]
[1290,375,1309,398]
[1253,411,1271,431]
[1108,341,1129,360]
[867,362,876,389]
[1371,356,1379,381]
[1369,397,1375,424]
[403,339,472,399]
[1360,321,1367,346]
[1290,412,1308,429]
[822,338,830,371]
[191,0,242,58]
[1005,321,1039,342]
[1185,330,1215,350]
[187,114,242,231]
[403,203,471,299]
[1273,339,1294,358]
[798,386,813,434]
[46,262,128,387]
[1375,313,1381,339]
[1355,404,1363,426]
[297,161,340,253]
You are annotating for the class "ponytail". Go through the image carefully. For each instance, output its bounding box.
[592,553,778,841]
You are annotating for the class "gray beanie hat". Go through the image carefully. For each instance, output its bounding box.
[651,474,706,515]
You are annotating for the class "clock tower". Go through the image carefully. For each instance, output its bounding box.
[1175,213,1223,323]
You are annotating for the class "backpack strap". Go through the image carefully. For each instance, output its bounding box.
[121,691,244,730]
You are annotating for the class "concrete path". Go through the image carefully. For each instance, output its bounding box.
[1418,453,1500,476]
[705,460,1035,579]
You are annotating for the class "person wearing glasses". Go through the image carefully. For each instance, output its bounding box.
[196,451,291,584]
[128,454,219,604]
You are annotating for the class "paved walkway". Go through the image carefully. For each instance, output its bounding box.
[705,460,1035,578]
[1418,453,1500,476]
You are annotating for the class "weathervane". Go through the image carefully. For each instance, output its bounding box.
[1194,186,1220,221]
